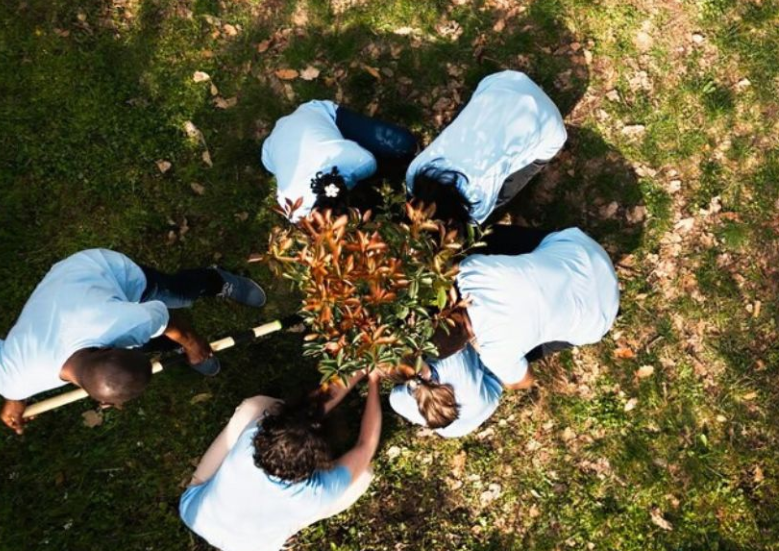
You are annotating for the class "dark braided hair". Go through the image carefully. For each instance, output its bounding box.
[253,401,332,483]
[311,166,350,215]
[411,163,475,232]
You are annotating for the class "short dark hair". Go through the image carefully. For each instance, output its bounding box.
[431,309,471,360]
[411,164,474,230]
[253,402,332,483]
[76,348,152,405]
[311,166,350,215]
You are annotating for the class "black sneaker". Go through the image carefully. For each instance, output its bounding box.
[214,268,267,308]
[191,356,221,377]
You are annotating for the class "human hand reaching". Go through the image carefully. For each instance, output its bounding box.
[1,399,28,435]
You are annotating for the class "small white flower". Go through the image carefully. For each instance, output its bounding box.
[324,183,340,198]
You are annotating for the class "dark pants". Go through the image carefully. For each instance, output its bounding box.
[494,159,549,210]
[140,266,223,309]
[139,266,224,353]
[472,224,553,256]
[526,341,574,363]
[335,106,418,179]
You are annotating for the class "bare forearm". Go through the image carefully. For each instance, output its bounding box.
[357,379,382,454]
[323,371,367,415]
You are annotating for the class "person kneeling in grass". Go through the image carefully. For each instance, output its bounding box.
[261,100,418,221]
[389,344,502,438]
[406,70,567,230]
[434,226,620,390]
[0,249,266,434]
[179,370,382,551]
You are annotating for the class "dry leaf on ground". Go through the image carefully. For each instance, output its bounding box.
[183,121,203,141]
[300,66,320,81]
[214,96,238,109]
[614,347,635,359]
[190,393,212,404]
[193,71,211,83]
[156,160,172,173]
[190,183,206,196]
[636,365,655,379]
[275,69,299,80]
[650,507,673,531]
[82,410,104,428]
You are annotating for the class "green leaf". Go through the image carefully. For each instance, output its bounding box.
[436,286,447,310]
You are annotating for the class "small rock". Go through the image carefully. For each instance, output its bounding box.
[691,33,704,44]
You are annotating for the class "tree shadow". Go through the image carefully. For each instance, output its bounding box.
[496,125,645,258]
[0,0,652,549]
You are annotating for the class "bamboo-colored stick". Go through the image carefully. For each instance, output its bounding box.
[22,319,284,419]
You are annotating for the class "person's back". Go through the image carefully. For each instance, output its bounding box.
[406,71,567,224]
[180,422,351,551]
[457,228,619,383]
[0,249,166,400]
[261,100,377,221]
[180,373,383,551]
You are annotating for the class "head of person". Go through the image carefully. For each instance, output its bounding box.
[73,347,153,406]
[253,401,332,483]
[431,308,471,360]
[311,166,350,216]
[411,164,474,232]
[407,376,460,429]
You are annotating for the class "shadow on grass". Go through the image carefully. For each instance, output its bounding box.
[0,0,660,549]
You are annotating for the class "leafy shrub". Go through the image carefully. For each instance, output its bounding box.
[266,194,475,383]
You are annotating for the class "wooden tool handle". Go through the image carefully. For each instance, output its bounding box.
[22,319,285,419]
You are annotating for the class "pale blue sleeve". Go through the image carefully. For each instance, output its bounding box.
[141,300,170,339]
[318,465,353,500]
[340,144,377,189]
[108,301,169,348]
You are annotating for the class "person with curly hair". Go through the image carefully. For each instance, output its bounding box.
[406,71,567,229]
[389,345,503,438]
[261,100,417,221]
[179,369,383,551]
[0,249,266,434]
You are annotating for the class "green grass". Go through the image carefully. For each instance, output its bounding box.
[1,0,779,549]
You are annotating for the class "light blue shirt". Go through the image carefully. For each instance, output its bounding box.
[180,423,353,551]
[0,249,169,400]
[406,71,567,223]
[457,228,619,385]
[261,100,378,221]
[389,345,503,438]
